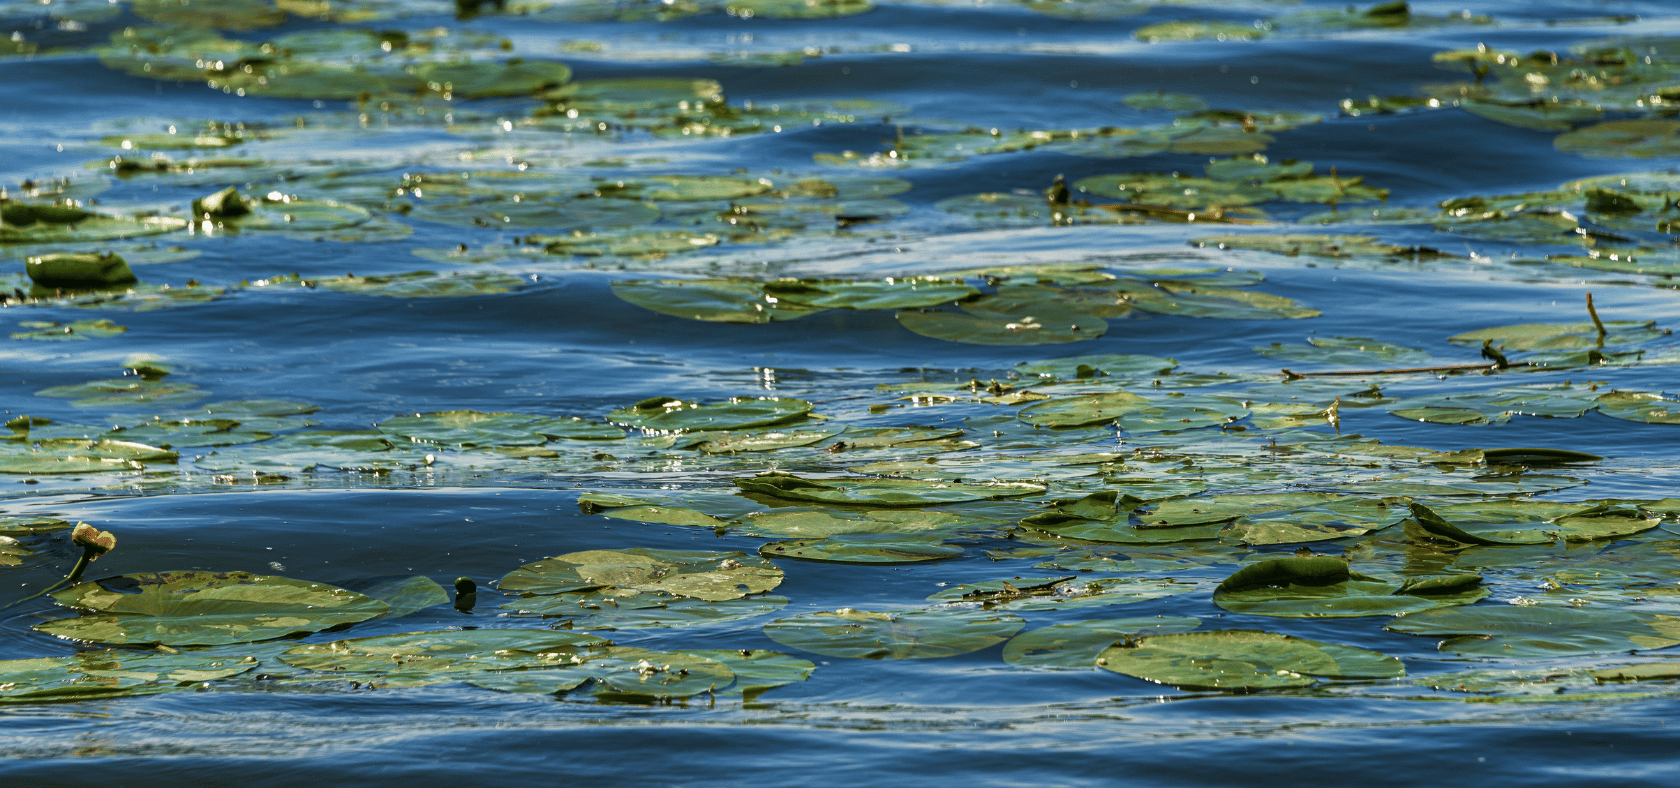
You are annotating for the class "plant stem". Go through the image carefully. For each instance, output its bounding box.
[1586,291,1608,346]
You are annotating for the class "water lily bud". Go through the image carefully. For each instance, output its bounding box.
[70,523,116,560]
[193,186,250,218]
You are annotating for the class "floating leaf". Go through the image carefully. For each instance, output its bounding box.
[1596,390,1680,425]
[608,396,811,430]
[315,270,525,298]
[739,508,986,538]
[464,646,733,699]
[761,532,963,563]
[685,649,815,699]
[1015,354,1177,380]
[897,287,1109,346]
[1192,233,1404,258]
[1213,557,1486,618]
[1097,629,1405,690]
[34,379,206,409]
[348,575,449,617]
[612,278,826,323]
[1017,392,1149,428]
[502,590,787,630]
[36,571,390,646]
[736,471,1042,506]
[929,575,1199,611]
[279,629,609,680]
[498,548,782,601]
[1255,336,1429,366]
[762,278,978,310]
[1135,21,1263,42]
[764,608,1024,660]
[1386,606,1680,656]
[0,651,257,704]
[10,319,127,341]
[1002,617,1201,668]
[1555,120,1680,159]
[1448,320,1663,351]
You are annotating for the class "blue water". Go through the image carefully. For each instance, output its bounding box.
[6,0,1680,783]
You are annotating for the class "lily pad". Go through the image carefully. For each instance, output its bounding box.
[612,278,826,324]
[930,575,1199,611]
[762,278,978,310]
[502,590,787,630]
[1255,336,1429,366]
[608,396,811,430]
[10,319,127,341]
[685,649,815,699]
[1097,629,1405,690]
[36,571,391,646]
[1002,617,1201,668]
[378,410,551,447]
[34,379,207,409]
[897,288,1109,346]
[279,629,610,680]
[1017,392,1149,428]
[1015,354,1177,380]
[464,646,733,700]
[1213,557,1487,618]
[1448,320,1663,351]
[498,548,783,601]
[1555,120,1680,159]
[761,532,964,563]
[1596,390,1680,425]
[737,471,1043,506]
[315,270,525,298]
[0,651,257,704]
[1386,606,1680,656]
[763,608,1025,660]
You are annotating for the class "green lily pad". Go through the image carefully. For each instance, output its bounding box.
[1135,21,1263,42]
[1386,606,1680,656]
[463,646,733,700]
[930,575,1199,611]
[736,471,1043,506]
[34,378,207,409]
[1015,354,1177,380]
[1596,390,1680,424]
[378,410,551,447]
[409,59,571,99]
[0,651,257,704]
[1255,336,1429,366]
[502,590,788,630]
[1213,557,1487,618]
[534,230,719,258]
[0,454,142,475]
[723,0,871,18]
[739,508,987,539]
[1002,617,1202,668]
[1591,663,1680,683]
[761,532,963,563]
[1448,320,1663,351]
[1122,91,1207,112]
[695,426,844,453]
[1229,498,1406,545]
[1191,233,1403,258]
[1075,173,1274,210]
[132,0,286,29]
[608,396,811,431]
[1555,120,1680,158]
[1017,392,1149,428]
[612,278,826,323]
[10,319,127,341]
[599,505,729,529]
[314,270,525,298]
[350,575,449,617]
[498,548,783,601]
[1408,501,1659,544]
[764,608,1025,660]
[822,426,963,450]
[1097,629,1405,690]
[279,629,610,679]
[685,649,815,699]
[762,278,978,310]
[36,571,391,646]
[897,287,1109,346]
[1141,492,1344,528]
